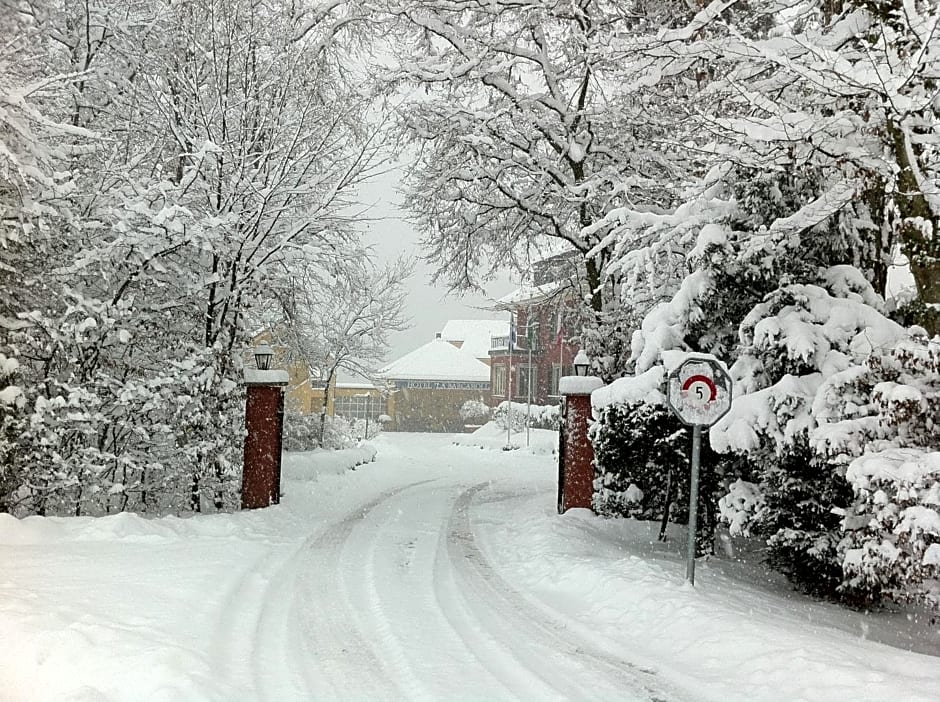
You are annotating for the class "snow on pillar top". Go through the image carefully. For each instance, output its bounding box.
[559,375,604,395]
[243,369,290,386]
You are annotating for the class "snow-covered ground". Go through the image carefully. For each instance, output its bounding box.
[1,433,938,702]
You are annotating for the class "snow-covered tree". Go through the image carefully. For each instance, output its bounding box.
[613,0,940,331]
[272,255,411,443]
[381,0,692,372]
[706,271,920,597]
[2,0,391,515]
[812,332,940,604]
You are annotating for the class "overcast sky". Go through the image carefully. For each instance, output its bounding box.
[357,166,517,365]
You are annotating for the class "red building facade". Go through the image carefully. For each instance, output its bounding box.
[488,253,580,407]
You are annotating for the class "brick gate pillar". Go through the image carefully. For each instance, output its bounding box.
[242,369,289,509]
[557,375,603,514]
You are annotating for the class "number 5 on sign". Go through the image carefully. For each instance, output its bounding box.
[667,359,731,427]
[665,356,732,586]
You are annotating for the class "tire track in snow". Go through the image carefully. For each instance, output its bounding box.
[337,479,521,701]
[284,482,439,702]
[209,483,432,701]
[444,483,685,702]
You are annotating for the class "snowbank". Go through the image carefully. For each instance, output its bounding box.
[473,495,940,702]
[453,421,558,455]
[281,443,377,481]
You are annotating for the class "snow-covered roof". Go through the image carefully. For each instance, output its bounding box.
[493,280,564,309]
[440,319,508,359]
[528,242,577,266]
[377,337,491,382]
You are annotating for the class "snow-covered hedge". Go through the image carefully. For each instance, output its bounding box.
[459,399,491,424]
[591,369,731,555]
[492,401,560,432]
[281,443,377,482]
[283,412,380,452]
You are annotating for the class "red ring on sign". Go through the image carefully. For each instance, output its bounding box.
[681,374,717,401]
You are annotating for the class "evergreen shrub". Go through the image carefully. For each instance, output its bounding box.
[591,399,728,555]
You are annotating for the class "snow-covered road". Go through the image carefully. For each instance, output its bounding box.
[207,436,675,702]
[1,433,938,701]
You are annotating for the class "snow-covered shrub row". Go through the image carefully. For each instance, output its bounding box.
[283,412,380,452]
[459,399,491,424]
[492,401,560,432]
[591,368,736,555]
[281,443,378,481]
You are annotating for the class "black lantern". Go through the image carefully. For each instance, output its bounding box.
[573,349,590,376]
[254,343,274,371]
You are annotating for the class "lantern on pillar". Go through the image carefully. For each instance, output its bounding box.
[573,349,590,376]
[254,343,274,370]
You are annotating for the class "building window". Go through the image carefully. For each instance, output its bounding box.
[550,364,562,397]
[516,365,537,400]
[493,365,506,396]
[333,394,386,420]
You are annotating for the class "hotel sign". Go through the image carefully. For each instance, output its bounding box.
[394,380,490,390]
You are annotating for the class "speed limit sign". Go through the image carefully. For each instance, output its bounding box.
[666,358,732,427]
[664,355,732,586]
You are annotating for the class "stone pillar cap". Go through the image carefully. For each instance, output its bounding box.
[244,369,290,386]
[559,375,604,395]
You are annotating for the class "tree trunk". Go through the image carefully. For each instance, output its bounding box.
[887,119,940,334]
[319,367,336,446]
[861,178,889,297]
[190,473,201,512]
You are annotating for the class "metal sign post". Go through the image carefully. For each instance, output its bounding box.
[526,319,538,448]
[665,356,732,585]
[505,312,517,450]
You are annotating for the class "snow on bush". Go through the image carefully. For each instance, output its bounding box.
[492,401,559,432]
[840,449,940,606]
[284,412,377,452]
[717,479,764,537]
[810,334,940,605]
[283,412,322,452]
[459,399,491,424]
[0,353,23,409]
[590,397,727,556]
[707,277,913,597]
[2,340,244,517]
[706,276,940,602]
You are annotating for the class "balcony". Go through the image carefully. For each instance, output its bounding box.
[489,335,542,354]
